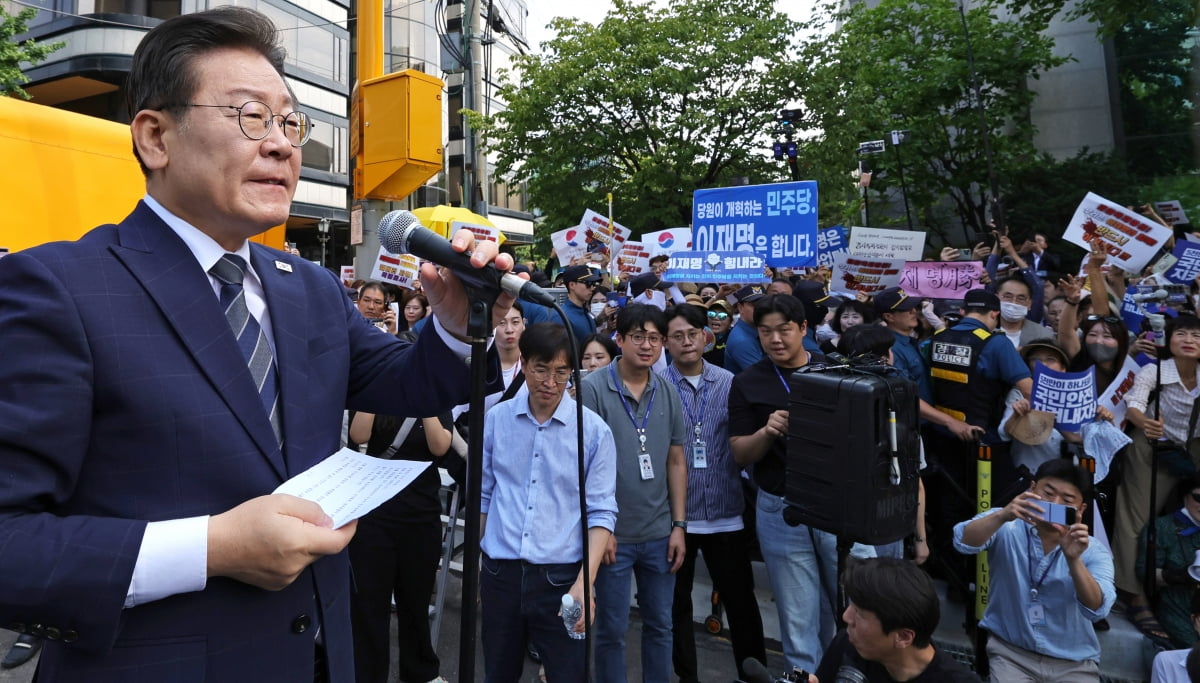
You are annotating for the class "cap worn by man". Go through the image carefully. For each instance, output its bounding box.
[963,288,1001,312]
[791,280,831,306]
[562,264,600,285]
[630,272,665,298]
[733,284,766,305]
[874,286,920,315]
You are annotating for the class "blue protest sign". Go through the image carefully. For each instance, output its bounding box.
[817,225,847,268]
[1030,363,1096,433]
[663,251,767,284]
[1164,241,1200,284]
[692,181,818,268]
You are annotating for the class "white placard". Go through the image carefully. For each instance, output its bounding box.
[849,226,927,261]
[370,246,420,289]
[616,241,651,276]
[579,209,632,255]
[1064,192,1174,274]
[449,220,502,244]
[1154,200,1191,227]
[643,228,692,256]
[550,226,589,268]
[830,252,905,297]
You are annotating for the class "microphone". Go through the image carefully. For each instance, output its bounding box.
[1132,289,1169,303]
[377,210,556,307]
[740,657,774,683]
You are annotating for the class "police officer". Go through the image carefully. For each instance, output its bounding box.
[923,289,1032,593]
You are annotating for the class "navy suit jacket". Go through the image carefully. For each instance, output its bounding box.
[0,202,481,682]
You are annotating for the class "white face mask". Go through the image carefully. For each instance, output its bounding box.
[999,301,1028,323]
[590,302,606,317]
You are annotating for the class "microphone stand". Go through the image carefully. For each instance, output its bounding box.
[458,288,497,683]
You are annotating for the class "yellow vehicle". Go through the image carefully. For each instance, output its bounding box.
[0,96,284,253]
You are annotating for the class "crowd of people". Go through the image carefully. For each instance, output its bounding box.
[333,202,1199,682]
[1,6,1198,683]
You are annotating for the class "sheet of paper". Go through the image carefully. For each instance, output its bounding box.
[274,447,431,528]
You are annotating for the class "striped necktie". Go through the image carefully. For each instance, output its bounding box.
[210,254,282,445]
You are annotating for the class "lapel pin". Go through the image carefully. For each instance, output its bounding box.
[274,260,293,273]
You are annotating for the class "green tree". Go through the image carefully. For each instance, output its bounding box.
[1,6,63,99]
[472,0,798,235]
[788,0,1067,242]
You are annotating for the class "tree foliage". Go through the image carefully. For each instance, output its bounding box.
[788,0,1068,242]
[1,6,63,99]
[473,0,798,235]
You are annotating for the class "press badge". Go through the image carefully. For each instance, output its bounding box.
[639,453,655,480]
[1027,603,1045,626]
[691,442,708,469]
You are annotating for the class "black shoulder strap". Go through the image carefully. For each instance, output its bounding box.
[499,370,525,403]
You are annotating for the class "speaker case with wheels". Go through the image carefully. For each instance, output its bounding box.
[784,365,921,545]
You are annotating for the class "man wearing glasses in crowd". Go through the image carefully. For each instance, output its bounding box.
[479,323,617,681]
[582,304,688,683]
[0,8,513,682]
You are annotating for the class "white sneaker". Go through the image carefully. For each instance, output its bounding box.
[427,677,449,683]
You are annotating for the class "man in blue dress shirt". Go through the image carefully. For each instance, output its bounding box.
[954,459,1115,681]
[479,322,618,682]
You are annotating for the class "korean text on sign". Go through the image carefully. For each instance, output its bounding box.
[691,181,819,268]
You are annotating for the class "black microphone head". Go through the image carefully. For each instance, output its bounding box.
[740,657,773,683]
[377,209,421,255]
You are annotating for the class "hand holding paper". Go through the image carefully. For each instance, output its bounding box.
[274,447,432,528]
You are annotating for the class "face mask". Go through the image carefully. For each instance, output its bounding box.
[999,302,1028,323]
[1087,342,1119,363]
[590,302,606,317]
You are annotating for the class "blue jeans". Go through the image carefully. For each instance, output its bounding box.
[480,555,586,683]
[594,536,675,683]
[755,490,839,673]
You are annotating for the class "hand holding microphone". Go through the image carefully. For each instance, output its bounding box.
[377,210,553,337]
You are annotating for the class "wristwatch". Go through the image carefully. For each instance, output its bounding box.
[671,520,688,530]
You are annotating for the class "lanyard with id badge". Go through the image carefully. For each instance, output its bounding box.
[1026,531,1061,627]
[673,372,709,469]
[612,363,658,480]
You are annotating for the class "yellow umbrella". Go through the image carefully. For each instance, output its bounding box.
[411,205,506,245]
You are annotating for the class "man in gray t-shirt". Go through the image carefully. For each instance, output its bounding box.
[581,304,687,683]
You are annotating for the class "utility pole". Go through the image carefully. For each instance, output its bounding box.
[462,0,489,217]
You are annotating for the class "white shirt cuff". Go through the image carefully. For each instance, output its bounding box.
[432,315,493,362]
[125,516,209,608]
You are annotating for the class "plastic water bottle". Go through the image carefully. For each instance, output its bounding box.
[560,594,584,640]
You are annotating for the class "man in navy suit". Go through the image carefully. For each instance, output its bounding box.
[0,7,513,682]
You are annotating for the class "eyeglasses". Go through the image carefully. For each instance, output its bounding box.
[707,310,730,321]
[170,100,314,147]
[1190,492,1200,504]
[668,330,703,344]
[1085,315,1121,325]
[625,332,663,346]
[527,366,571,385]
[573,280,598,288]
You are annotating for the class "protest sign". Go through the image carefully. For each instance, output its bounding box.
[580,209,631,256]
[662,251,767,284]
[370,246,420,289]
[849,226,927,261]
[1154,200,1191,227]
[643,228,692,256]
[692,180,818,268]
[449,220,502,245]
[1164,240,1200,284]
[616,241,651,276]
[1097,355,1140,431]
[339,265,355,285]
[1031,364,1096,433]
[830,253,904,296]
[898,261,984,299]
[817,225,848,268]
[1063,192,1174,274]
[550,226,589,267]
